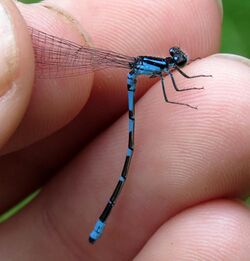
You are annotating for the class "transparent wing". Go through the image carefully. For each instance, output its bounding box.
[29,27,135,78]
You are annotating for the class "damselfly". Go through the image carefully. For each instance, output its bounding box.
[29,26,212,244]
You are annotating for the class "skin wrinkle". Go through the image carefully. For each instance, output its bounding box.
[41,205,83,260]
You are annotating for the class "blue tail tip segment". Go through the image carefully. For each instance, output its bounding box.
[89,219,106,244]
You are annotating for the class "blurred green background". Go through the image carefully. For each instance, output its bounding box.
[0,0,249,222]
[19,0,250,57]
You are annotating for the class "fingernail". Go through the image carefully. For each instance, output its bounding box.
[212,53,250,67]
[0,0,18,97]
[216,0,223,17]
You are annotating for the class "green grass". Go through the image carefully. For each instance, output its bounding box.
[1,0,248,222]
[0,190,40,223]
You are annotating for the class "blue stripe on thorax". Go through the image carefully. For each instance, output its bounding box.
[134,56,168,75]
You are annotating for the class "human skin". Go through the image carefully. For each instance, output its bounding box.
[0,0,250,260]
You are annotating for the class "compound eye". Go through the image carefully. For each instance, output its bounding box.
[169,47,175,56]
[173,56,179,61]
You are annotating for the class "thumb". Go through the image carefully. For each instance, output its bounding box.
[0,0,34,149]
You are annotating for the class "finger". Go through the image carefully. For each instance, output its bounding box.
[1,2,94,154]
[0,0,222,211]
[2,0,222,153]
[0,0,33,148]
[47,0,222,56]
[0,55,249,259]
[135,200,250,260]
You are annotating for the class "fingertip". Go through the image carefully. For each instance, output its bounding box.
[135,200,250,260]
[1,2,94,154]
[212,53,250,66]
[0,0,34,148]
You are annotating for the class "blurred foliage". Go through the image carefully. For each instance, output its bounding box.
[19,0,250,57]
[221,0,250,57]
[18,0,37,3]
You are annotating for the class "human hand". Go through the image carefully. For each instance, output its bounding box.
[0,0,250,260]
